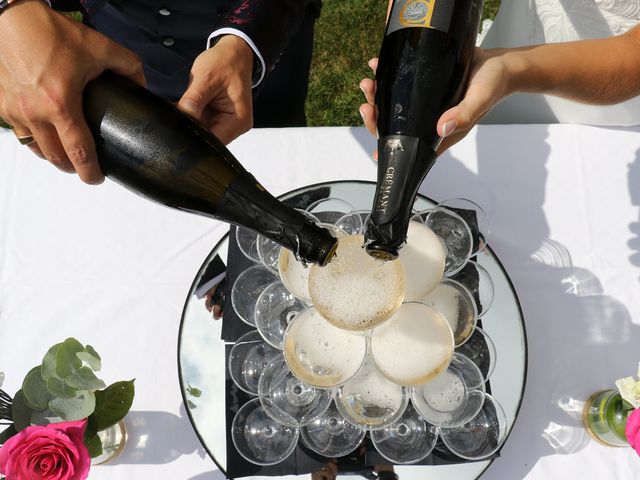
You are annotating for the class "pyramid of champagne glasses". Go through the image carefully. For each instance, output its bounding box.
[229,198,507,466]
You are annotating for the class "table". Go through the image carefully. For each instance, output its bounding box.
[1,124,639,479]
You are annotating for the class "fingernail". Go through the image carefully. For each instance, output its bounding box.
[359,107,366,118]
[442,120,457,137]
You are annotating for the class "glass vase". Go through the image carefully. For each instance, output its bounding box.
[583,390,629,447]
[91,420,127,465]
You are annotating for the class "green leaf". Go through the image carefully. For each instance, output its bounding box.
[22,366,52,411]
[64,366,106,391]
[49,390,95,421]
[76,345,102,371]
[622,399,635,411]
[55,338,84,379]
[30,408,60,426]
[84,432,103,458]
[187,386,202,398]
[0,424,17,445]
[92,380,135,431]
[41,343,61,381]
[187,400,197,409]
[11,390,33,431]
[46,377,79,400]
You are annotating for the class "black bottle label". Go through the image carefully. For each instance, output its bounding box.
[387,0,455,35]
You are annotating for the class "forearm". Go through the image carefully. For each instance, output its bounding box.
[504,25,640,105]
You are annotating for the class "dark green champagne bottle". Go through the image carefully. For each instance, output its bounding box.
[365,0,483,260]
[83,72,337,266]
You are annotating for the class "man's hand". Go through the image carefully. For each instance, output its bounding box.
[359,48,513,157]
[178,35,254,145]
[0,0,145,184]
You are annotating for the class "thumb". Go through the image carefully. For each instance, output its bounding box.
[177,76,212,122]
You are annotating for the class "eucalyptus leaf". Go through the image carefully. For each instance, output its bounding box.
[84,432,103,458]
[187,400,197,409]
[187,387,202,398]
[11,390,33,431]
[76,350,102,371]
[92,380,135,431]
[0,424,17,445]
[64,366,106,391]
[30,409,61,426]
[55,338,84,379]
[46,377,79,400]
[49,390,96,421]
[22,366,52,411]
[41,343,61,381]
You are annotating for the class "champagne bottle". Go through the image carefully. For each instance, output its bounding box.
[82,72,337,266]
[364,0,483,259]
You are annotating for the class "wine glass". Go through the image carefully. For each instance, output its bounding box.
[283,307,367,388]
[437,197,490,255]
[257,235,281,273]
[306,197,358,225]
[300,401,367,458]
[255,281,307,349]
[371,402,438,464]
[439,394,508,460]
[235,226,261,263]
[334,210,366,236]
[228,331,281,395]
[231,398,299,466]
[370,302,454,386]
[451,260,494,318]
[308,234,405,331]
[414,207,473,277]
[399,220,447,301]
[455,327,497,382]
[231,265,278,326]
[258,357,332,427]
[335,357,409,430]
[417,279,478,347]
[411,353,485,428]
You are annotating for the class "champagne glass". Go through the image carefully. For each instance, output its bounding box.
[300,401,367,457]
[335,210,366,236]
[335,357,409,430]
[414,208,473,277]
[411,353,485,428]
[439,394,508,460]
[231,398,299,466]
[255,281,307,349]
[451,260,494,318]
[231,265,278,326]
[258,357,332,427]
[371,402,438,464]
[399,220,447,301]
[277,224,343,302]
[437,197,490,255]
[417,279,478,347]
[257,235,281,273]
[235,226,261,263]
[308,234,405,331]
[306,197,357,225]
[370,302,454,386]
[455,327,497,382]
[228,331,281,395]
[283,307,367,388]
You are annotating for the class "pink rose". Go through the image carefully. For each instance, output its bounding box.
[627,408,640,455]
[0,419,90,480]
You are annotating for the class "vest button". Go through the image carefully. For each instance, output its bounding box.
[158,7,171,16]
[162,37,175,47]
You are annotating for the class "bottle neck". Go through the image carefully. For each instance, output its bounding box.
[217,173,338,265]
[364,135,437,259]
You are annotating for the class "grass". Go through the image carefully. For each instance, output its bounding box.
[306,0,501,126]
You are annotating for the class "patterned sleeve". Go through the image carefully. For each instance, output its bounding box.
[218,0,322,77]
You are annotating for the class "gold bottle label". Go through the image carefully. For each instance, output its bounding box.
[387,0,455,34]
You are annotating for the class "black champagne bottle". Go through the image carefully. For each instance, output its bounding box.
[83,72,337,266]
[364,0,483,259]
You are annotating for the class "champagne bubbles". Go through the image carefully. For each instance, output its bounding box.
[399,221,446,301]
[370,303,454,386]
[283,307,367,388]
[309,235,405,331]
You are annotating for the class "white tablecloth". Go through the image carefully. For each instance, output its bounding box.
[1,124,639,479]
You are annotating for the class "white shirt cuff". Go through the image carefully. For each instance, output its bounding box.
[207,28,266,88]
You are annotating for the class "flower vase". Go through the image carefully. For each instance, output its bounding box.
[583,390,630,447]
[91,420,127,465]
